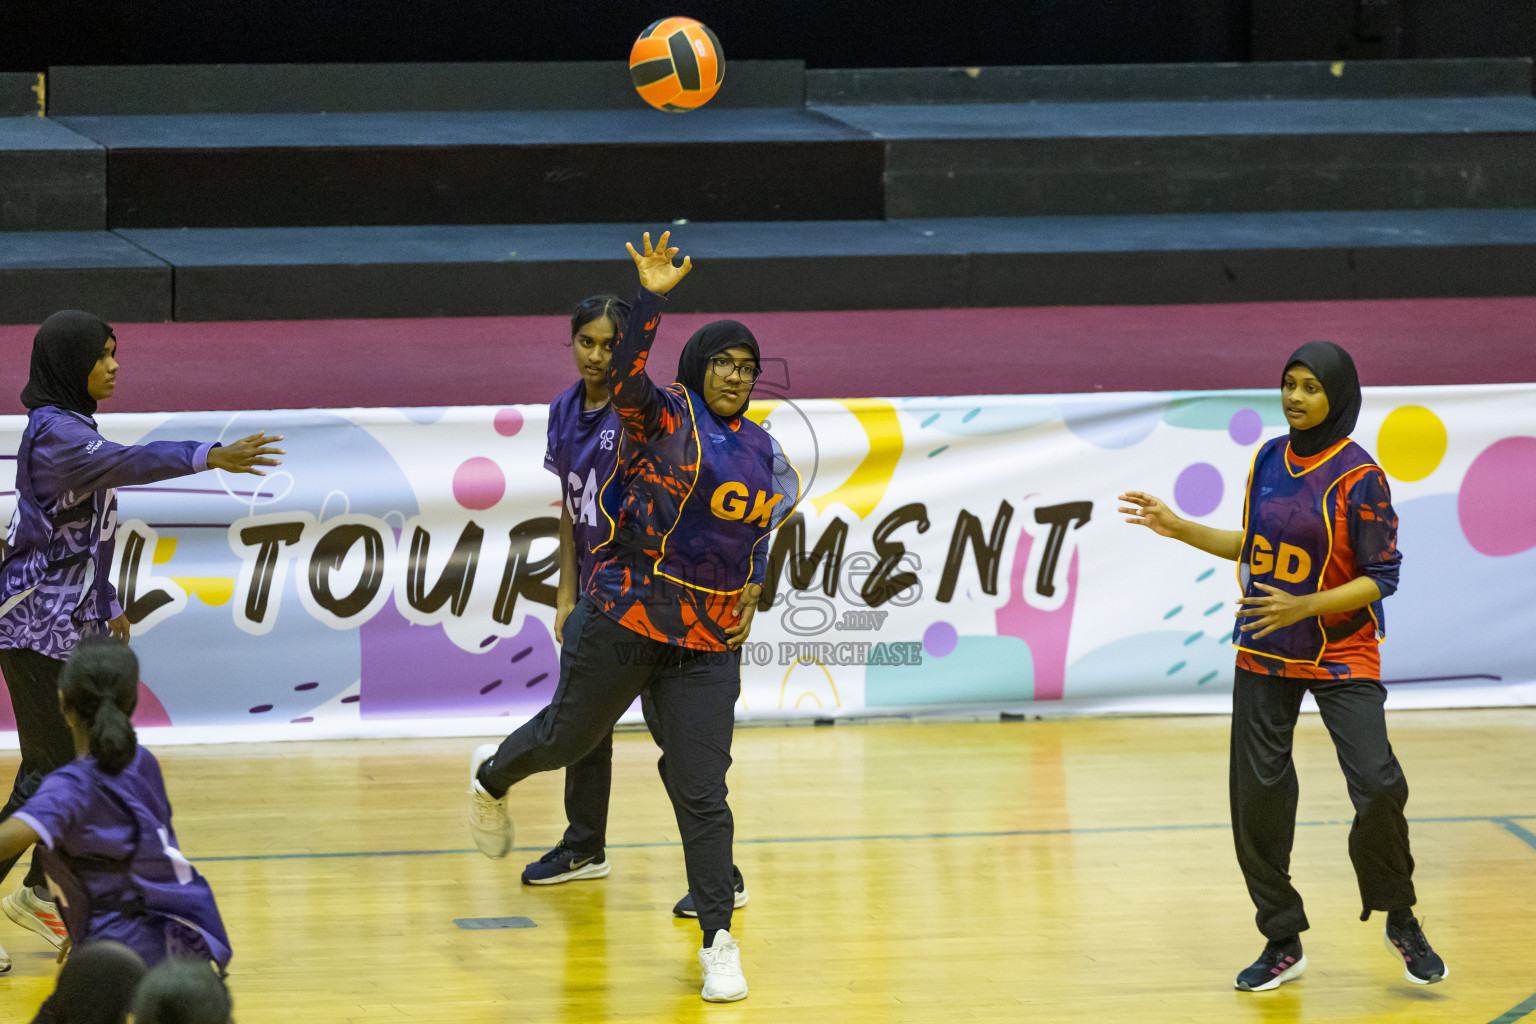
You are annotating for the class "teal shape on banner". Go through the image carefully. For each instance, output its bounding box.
[1065,630,1235,699]
[1162,390,1287,430]
[865,635,1033,706]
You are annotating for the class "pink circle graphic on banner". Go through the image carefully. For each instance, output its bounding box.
[453,457,506,510]
[923,621,958,658]
[1459,436,1536,556]
[1174,462,1224,517]
[1228,408,1263,445]
[493,408,524,437]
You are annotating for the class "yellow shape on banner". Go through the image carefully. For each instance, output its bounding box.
[173,577,235,607]
[779,658,840,710]
[152,538,177,564]
[812,399,903,520]
[1377,405,1447,482]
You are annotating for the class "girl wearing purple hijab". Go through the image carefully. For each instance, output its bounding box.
[1,311,279,971]
[0,637,231,972]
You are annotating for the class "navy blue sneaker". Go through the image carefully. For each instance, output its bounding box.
[673,865,748,918]
[1385,916,1447,984]
[1235,938,1306,991]
[521,842,610,885]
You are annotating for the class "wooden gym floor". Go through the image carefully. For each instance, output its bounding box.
[2,710,1534,1024]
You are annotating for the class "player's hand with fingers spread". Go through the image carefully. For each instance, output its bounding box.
[724,583,762,650]
[627,230,693,295]
[1236,582,1314,639]
[208,432,286,477]
[1118,490,1183,539]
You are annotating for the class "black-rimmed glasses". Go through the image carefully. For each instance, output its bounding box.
[708,355,761,383]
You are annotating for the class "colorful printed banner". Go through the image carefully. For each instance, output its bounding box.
[3,384,1534,744]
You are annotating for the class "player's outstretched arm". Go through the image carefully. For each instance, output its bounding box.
[610,231,694,442]
[0,817,40,862]
[1118,490,1243,561]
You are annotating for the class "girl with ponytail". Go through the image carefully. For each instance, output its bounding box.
[2,310,281,969]
[0,637,231,971]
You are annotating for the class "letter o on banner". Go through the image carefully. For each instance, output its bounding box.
[309,522,388,618]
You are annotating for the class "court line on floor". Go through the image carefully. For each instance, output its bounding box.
[1485,821,1536,1023]
[189,812,1536,863]
[1492,994,1536,1024]
[174,812,1536,1023]
[1493,817,1536,852]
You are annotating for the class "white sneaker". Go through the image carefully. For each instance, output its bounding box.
[699,929,748,1002]
[467,743,512,859]
[3,886,67,949]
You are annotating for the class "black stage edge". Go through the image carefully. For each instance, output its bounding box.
[855,104,1536,218]
[0,73,44,116]
[808,57,1534,105]
[110,211,1536,321]
[115,222,965,321]
[882,133,1536,219]
[56,108,882,229]
[47,61,806,115]
[0,232,170,325]
[0,118,105,231]
[99,140,884,229]
[935,210,1536,306]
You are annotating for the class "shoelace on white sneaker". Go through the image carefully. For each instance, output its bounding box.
[703,937,742,976]
[469,785,506,831]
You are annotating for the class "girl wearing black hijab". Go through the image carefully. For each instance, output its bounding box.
[466,234,799,1002]
[0,311,282,970]
[1119,341,1446,991]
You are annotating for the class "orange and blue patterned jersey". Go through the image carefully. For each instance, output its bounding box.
[585,289,801,650]
[1236,438,1402,681]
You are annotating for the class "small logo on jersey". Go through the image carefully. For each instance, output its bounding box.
[709,433,726,444]
[85,440,103,454]
[598,429,615,451]
[1260,486,1274,495]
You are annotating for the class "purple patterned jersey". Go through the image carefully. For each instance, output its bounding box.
[0,407,212,660]
[544,380,622,589]
[15,746,232,968]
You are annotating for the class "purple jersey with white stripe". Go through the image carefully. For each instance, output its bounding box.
[0,407,213,660]
[544,380,621,588]
[15,746,231,968]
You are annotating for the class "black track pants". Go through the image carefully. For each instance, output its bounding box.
[1230,665,1416,939]
[480,598,740,932]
